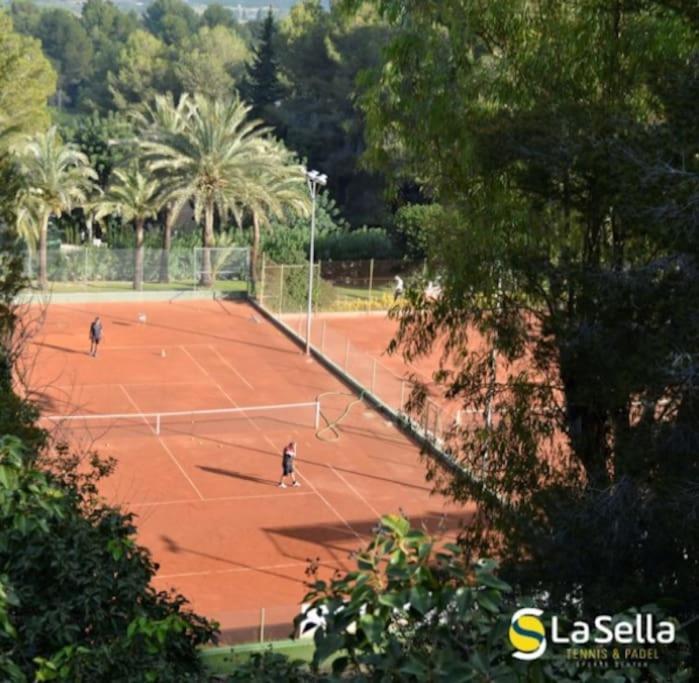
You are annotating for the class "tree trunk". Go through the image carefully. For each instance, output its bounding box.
[159,205,176,283]
[38,212,50,291]
[250,212,261,294]
[134,219,145,291]
[200,201,214,287]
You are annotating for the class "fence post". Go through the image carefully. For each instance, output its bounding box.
[371,358,377,393]
[321,320,327,352]
[278,264,284,314]
[367,258,374,312]
[344,338,350,370]
[316,261,321,312]
[259,607,265,643]
[192,247,197,291]
[259,253,266,304]
[84,246,88,284]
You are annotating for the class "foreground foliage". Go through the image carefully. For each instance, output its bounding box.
[0,246,218,681]
[228,516,691,681]
[341,0,699,668]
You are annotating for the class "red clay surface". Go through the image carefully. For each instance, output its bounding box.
[300,312,476,428]
[27,299,474,642]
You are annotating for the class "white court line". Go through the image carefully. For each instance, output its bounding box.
[119,384,205,501]
[40,343,222,351]
[55,381,213,389]
[118,384,157,435]
[129,491,315,508]
[181,345,262,432]
[210,345,254,390]
[262,434,360,540]
[330,465,382,519]
[178,345,359,537]
[152,561,311,581]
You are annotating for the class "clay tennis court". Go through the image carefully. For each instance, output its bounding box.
[27,298,474,642]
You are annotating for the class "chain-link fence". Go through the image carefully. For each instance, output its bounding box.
[214,604,302,645]
[258,258,425,314]
[254,258,465,448]
[22,246,250,293]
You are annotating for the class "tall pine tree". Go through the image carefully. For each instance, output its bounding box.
[240,11,284,125]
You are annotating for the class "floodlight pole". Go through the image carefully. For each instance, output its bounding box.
[305,170,326,355]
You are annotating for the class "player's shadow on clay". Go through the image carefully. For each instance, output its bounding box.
[32,341,86,355]
[197,465,278,487]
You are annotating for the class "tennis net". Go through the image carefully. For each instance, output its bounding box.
[42,401,321,440]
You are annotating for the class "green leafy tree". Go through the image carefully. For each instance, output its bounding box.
[32,8,93,109]
[0,242,218,678]
[108,30,177,110]
[343,0,699,667]
[175,25,249,100]
[263,191,349,264]
[79,0,139,111]
[199,3,238,32]
[277,1,391,226]
[392,203,445,260]
[0,434,218,681]
[15,127,97,289]
[95,164,163,290]
[230,516,691,681]
[9,0,40,35]
[144,0,199,46]
[0,228,46,454]
[68,111,133,189]
[0,11,56,144]
[240,11,285,122]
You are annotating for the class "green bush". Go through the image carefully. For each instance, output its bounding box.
[315,227,400,260]
[264,226,401,265]
[280,266,336,313]
[392,203,447,259]
[263,227,308,265]
[227,516,691,682]
[0,436,218,682]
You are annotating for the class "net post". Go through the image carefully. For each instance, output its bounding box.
[344,338,350,370]
[259,607,265,643]
[156,414,160,435]
[371,358,377,393]
[399,380,405,412]
[367,258,374,312]
[314,400,321,429]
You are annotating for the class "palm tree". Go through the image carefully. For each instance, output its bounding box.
[140,95,292,287]
[95,165,163,291]
[131,94,190,283]
[15,127,97,290]
[238,155,310,291]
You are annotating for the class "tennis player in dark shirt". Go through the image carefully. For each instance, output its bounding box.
[89,316,102,357]
[278,441,301,488]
